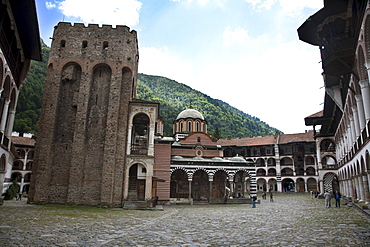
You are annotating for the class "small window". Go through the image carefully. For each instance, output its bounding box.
[187,121,192,132]
[60,40,66,47]
[103,41,109,49]
[82,41,88,48]
[142,167,146,173]
[197,137,201,142]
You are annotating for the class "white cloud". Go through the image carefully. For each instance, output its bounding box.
[223,26,250,47]
[139,46,196,84]
[46,2,56,9]
[54,0,142,27]
[245,0,323,17]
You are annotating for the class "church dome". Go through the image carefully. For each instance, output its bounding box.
[176,109,204,120]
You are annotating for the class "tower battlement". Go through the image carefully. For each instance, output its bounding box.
[56,22,137,35]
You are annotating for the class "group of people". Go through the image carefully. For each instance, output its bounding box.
[324,190,341,208]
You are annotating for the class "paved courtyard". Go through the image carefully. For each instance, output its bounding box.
[1,193,370,246]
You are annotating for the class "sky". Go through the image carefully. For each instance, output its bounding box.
[35,0,325,134]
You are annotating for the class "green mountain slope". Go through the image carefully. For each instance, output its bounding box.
[14,39,49,135]
[137,74,281,139]
[13,41,282,139]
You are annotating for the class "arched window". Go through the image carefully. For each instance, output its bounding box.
[196,121,200,132]
[82,40,88,48]
[103,41,109,49]
[131,113,150,155]
[187,121,192,132]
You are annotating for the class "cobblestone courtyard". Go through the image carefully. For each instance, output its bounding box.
[1,193,370,246]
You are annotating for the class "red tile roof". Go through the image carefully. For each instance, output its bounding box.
[306,110,323,118]
[277,132,315,144]
[11,136,36,146]
[217,135,275,146]
[218,132,315,147]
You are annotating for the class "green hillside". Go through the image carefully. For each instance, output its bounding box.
[137,74,281,139]
[13,41,281,139]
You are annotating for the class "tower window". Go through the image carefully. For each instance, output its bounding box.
[103,41,109,49]
[82,41,88,48]
[60,40,66,47]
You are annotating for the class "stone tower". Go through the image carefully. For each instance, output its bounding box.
[29,22,158,207]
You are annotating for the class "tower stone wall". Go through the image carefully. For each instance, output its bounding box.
[28,22,139,207]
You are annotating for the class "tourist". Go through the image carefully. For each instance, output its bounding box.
[252,196,257,208]
[324,191,331,208]
[335,191,341,207]
[269,191,274,202]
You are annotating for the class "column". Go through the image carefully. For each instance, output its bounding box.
[277,180,282,192]
[304,180,308,192]
[348,179,354,198]
[209,180,213,201]
[5,109,15,137]
[188,180,192,205]
[145,175,152,201]
[355,94,366,130]
[319,180,324,194]
[0,99,10,132]
[357,175,364,202]
[362,174,370,203]
[359,80,370,121]
[352,106,361,138]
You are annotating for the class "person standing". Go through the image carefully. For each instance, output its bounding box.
[335,191,341,207]
[252,196,257,208]
[324,191,331,208]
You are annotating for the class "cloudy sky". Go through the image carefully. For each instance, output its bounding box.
[35,0,325,134]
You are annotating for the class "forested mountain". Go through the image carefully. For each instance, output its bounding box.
[14,39,49,135]
[137,74,281,138]
[13,40,281,139]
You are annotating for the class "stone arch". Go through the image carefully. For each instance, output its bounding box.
[192,169,210,201]
[280,157,293,166]
[256,168,266,176]
[0,154,6,172]
[256,158,265,167]
[131,113,150,155]
[268,168,276,176]
[11,172,22,182]
[256,177,267,192]
[360,156,366,175]
[267,178,277,191]
[170,168,189,199]
[323,172,339,193]
[24,173,32,182]
[281,167,293,176]
[307,177,318,192]
[282,178,295,192]
[267,157,276,166]
[296,178,305,192]
[128,163,147,201]
[26,161,33,170]
[13,160,23,170]
[322,155,337,169]
[320,138,336,152]
[212,169,228,199]
[306,166,316,176]
[365,14,370,60]
[305,156,315,166]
